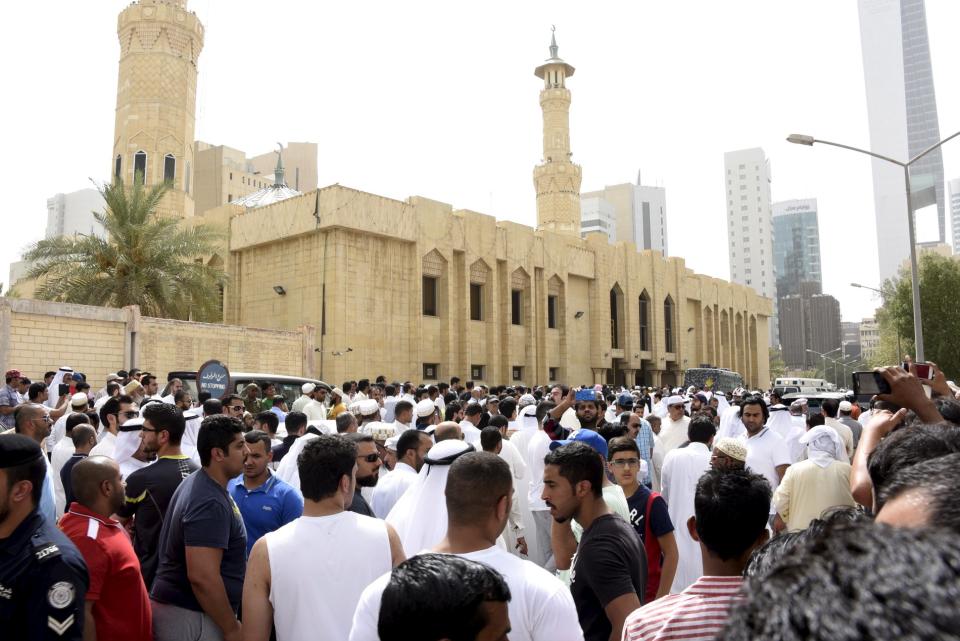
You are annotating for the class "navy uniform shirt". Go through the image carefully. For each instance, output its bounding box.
[0,510,89,640]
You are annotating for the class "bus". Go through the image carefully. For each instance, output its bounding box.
[683,367,744,394]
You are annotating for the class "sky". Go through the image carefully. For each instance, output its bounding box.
[3,0,960,324]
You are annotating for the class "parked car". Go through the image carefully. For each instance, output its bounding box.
[164,371,331,407]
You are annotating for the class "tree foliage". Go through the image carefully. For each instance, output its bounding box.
[876,252,960,378]
[24,178,227,322]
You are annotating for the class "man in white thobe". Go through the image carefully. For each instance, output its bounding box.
[658,395,692,453]
[371,429,430,518]
[660,414,715,593]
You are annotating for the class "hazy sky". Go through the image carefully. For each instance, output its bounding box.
[4,0,960,324]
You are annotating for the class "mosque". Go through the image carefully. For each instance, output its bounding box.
[105,0,772,388]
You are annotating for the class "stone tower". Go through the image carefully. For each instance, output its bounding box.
[533,29,582,236]
[112,0,204,219]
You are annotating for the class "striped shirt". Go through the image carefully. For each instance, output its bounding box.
[622,576,743,641]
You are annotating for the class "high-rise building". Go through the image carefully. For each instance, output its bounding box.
[858,0,945,281]
[45,189,106,240]
[860,316,881,361]
[778,282,842,369]
[772,199,822,298]
[580,196,616,242]
[725,148,777,346]
[948,177,960,254]
[841,321,862,360]
[581,176,668,253]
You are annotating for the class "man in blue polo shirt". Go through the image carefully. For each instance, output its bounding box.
[228,430,303,554]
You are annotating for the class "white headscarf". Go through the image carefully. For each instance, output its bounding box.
[717,405,746,440]
[385,439,474,557]
[799,426,846,468]
[180,408,203,467]
[715,392,731,416]
[114,417,150,479]
[275,432,319,489]
[45,366,73,408]
[766,405,795,441]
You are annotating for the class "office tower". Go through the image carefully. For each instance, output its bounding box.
[580,196,617,242]
[725,148,777,346]
[949,177,960,253]
[859,0,945,281]
[772,199,822,298]
[580,175,668,253]
[778,282,842,369]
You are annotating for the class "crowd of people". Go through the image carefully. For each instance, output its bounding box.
[1,363,960,641]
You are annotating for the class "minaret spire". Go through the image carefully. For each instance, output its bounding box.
[273,142,287,187]
[532,28,582,236]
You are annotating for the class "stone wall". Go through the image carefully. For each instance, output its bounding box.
[0,298,315,387]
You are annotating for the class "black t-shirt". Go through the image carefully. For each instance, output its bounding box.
[60,454,88,512]
[150,468,247,612]
[349,489,375,517]
[118,455,199,588]
[570,513,647,641]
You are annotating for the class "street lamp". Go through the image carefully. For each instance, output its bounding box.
[850,282,902,359]
[788,130,960,362]
[807,347,841,381]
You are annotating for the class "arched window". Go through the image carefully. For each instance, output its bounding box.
[163,154,175,184]
[114,155,122,181]
[134,151,147,185]
[639,290,651,351]
[664,296,675,353]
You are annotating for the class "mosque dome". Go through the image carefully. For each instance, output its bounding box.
[230,144,301,209]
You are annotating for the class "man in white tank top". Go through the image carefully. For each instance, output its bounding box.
[349,452,583,641]
[241,435,405,641]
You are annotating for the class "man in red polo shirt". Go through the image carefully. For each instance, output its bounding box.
[60,456,152,641]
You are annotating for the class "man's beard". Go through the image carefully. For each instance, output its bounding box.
[356,473,378,488]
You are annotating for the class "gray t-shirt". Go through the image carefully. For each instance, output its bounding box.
[151,468,247,612]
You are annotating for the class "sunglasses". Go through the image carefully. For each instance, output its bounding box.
[357,453,380,463]
[228,405,245,412]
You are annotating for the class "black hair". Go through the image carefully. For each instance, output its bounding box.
[498,398,518,420]
[488,414,509,430]
[64,412,90,433]
[446,452,511,525]
[396,429,427,459]
[444,402,463,421]
[868,423,960,502]
[597,421,626,442]
[607,435,639,460]
[44,371,57,380]
[202,398,223,416]
[285,411,307,435]
[4,437,47,506]
[694,469,770,561]
[244,429,273,452]
[739,394,769,423]
[720,524,960,641]
[141,374,157,387]
[877,452,960,532]
[142,403,186,444]
[197,415,244,467]
[479,426,502,452]
[197,391,211,404]
[464,403,482,417]
[534,400,556,425]
[543,441,604,498]
[255,410,280,433]
[933,397,960,426]
[379,554,511,641]
[743,530,809,580]
[343,432,375,446]
[298,435,356,501]
[336,412,357,433]
[807,413,825,429]
[821,397,839,418]
[173,389,190,404]
[688,414,717,444]
[394,400,413,418]
[27,382,47,401]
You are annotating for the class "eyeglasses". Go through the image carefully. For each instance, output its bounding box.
[33,415,54,424]
[228,405,245,412]
[357,453,380,463]
[610,458,641,468]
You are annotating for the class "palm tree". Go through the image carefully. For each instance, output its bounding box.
[24,177,227,321]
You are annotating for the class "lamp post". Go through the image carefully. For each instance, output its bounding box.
[851,282,902,359]
[788,130,960,362]
[807,347,841,381]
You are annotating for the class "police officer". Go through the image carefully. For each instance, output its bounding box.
[0,434,87,640]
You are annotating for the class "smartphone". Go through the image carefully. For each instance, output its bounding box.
[575,389,596,402]
[58,383,69,397]
[852,371,890,397]
[913,363,934,380]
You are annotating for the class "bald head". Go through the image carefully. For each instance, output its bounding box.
[70,425,97,452]
[71,456,123,514]
[445,452,512,527]
[434,421,463,442]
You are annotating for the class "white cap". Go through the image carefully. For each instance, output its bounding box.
[70,392,88,408]
[665,395,685,407]
[385,435,400,451]
[301,382,316,394]
[359,399,380,416]
[415,399,435,418]
[839,400,853,412]
[518,394,536,408]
